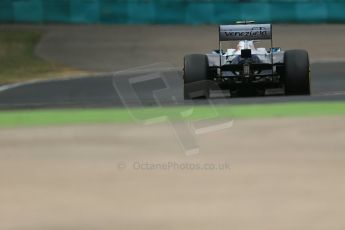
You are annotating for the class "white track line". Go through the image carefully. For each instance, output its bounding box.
[0,73,105,94]
[317,91,345,96]
[0,84,18,93]
[0,80,41,93]
[0,64,178,94]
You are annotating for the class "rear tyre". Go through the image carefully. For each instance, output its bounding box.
[183,54,210,99]
[284,50,311,95]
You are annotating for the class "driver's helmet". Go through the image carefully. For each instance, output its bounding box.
[236,40,255,51]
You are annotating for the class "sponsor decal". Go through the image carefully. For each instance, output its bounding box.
[224,27,268,38]
[220,24,271,40]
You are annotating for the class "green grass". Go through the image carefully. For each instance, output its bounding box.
[0,102,344,128]
[0,28,85,84]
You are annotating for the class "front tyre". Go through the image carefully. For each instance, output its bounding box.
[284,50,311,95]
[183,54,210,99]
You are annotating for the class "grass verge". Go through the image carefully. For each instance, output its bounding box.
[0,28,86,84]
[0,102,344,128]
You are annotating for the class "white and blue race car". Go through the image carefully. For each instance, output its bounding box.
[183,22,310,98]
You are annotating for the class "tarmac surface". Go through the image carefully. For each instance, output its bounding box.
[0,62,344,109]
[0,24,344,109]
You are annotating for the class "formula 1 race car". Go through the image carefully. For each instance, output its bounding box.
[183,22,310,99]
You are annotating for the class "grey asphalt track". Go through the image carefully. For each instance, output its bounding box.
[0,62,344,109]
[0,24,344,109]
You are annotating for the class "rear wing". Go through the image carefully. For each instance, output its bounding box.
[219,24,272,41]
[218,23,274,68]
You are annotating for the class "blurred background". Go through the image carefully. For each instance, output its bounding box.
[1,0,345,24]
